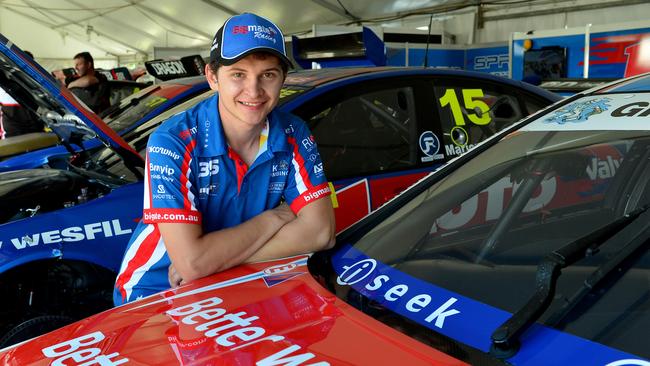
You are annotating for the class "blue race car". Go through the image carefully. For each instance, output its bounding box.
[0,34,560,346]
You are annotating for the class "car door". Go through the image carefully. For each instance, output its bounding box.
[423,75,552,161]
[292,76,428,232]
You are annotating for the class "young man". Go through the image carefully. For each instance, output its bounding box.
[113,13,335,305]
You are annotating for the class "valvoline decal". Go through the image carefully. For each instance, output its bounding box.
[331,244,648,365]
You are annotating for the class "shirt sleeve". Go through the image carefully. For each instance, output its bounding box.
[283,118,331,214]
[142,129,202,225]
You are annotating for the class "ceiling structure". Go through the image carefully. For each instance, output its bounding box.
[0,0,464,60]
[0,0,647,69]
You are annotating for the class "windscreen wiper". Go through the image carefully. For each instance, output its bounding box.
[489,205,649,359]
[545,211,650,327]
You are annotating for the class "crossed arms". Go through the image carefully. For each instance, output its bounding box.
[160,196,335,285]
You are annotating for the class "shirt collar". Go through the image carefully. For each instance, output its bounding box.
[198,94,291,157]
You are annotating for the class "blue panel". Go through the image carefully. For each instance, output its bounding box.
[465,46,509,76]
[408,49,464,68]
[512,35,585,80]
[385,47,406,66]
[362,27,386,66]
[512,27,650,81]
[587,27,650,78]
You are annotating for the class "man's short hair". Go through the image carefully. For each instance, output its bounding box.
[73,51,94,67]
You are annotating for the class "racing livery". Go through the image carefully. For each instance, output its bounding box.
[0,256,468,366]
[0,33,558,347]
[2,73,648,365]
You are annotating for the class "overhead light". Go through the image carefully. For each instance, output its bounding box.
[416,26,429,31]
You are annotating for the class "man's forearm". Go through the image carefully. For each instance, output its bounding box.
[161,207,293,282]
[67,75,98,88]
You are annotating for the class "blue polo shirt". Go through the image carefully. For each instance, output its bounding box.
[114,94,330,305]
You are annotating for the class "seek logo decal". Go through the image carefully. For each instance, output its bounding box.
[335,252,460,330]
[419,131,444,162]
[332,245,649,364]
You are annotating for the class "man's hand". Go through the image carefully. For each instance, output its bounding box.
[168,264,183,288]
[246,195,335,263]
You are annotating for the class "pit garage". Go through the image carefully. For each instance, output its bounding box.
[0,1,648,365]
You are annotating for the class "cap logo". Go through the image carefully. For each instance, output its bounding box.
[211,13,291,68]
[232,25,248,34]
[231,24,277,44]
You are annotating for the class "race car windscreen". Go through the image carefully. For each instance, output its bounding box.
[101,84,190,133]
[311,93,650,359]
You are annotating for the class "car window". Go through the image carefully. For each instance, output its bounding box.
[299,86,418,180]
[523,96,552,115]
[432,80,526,159]
[312,124,650,359]
[108,83,144,106]
[102,85,193,133]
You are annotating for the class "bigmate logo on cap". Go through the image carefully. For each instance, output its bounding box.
[210,13,292,68]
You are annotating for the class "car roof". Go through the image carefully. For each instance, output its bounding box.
[595,72,650,94]
[283,66,559,100]
[162,75,209,86]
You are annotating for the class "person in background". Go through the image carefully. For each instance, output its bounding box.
[67,51,105,88]
[66,51,110,113]
[113,13,336,305]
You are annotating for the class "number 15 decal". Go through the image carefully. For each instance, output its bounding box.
[439,88,491,126]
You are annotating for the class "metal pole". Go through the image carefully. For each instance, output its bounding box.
[584,23,591,78]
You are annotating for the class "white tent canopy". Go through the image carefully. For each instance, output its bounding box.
[1,0,648,71]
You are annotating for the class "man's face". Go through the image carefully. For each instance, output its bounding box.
[208,54,284,129]
[74,57,90,77]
